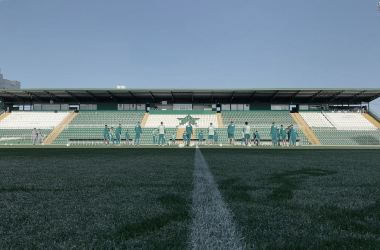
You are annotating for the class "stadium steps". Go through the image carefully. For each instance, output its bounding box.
[44,113,78,144]
[141,113,149,127]
[0,112,10,122]
[176,127,194,139]
[361,114,380,128]
[290,113,321,145]
[217,113,224,128]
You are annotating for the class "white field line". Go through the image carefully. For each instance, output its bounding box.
[190,148,245,249]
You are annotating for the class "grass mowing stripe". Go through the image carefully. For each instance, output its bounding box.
[190,148,244,249]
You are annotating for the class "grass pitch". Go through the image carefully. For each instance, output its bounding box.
[201,149,380,249]
[0,147,379,249]
[0,148,194,249]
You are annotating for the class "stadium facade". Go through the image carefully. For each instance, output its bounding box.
[1,88,380,146]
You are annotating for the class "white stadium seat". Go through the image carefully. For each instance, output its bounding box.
[0,112,70,129]
[145,114,218,128]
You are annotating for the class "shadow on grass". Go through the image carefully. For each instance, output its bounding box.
[218,178,260,202]
[115,194,189,241]
[267,169,337,201]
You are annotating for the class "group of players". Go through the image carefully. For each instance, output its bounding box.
[102,121,299,147]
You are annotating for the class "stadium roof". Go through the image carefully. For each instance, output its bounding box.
[1,88,379,104]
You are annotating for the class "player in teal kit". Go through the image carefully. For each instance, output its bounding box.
[227,121,235,145]
[171,133,176,145]
[134,122,142,146]
[109,127,115,145]
[103,125,109,145]
[214,132,219,144]
[153,128,157,145]
[115,124,122,146]
[182,131,187,144]
[270,122,277,147]
[125,129,130,145]
[254,131,261,146]
[291,128,298,146]
[244,122,251,146]
[186,122,193,146]
[157,122,166,146]
[207,123,215,146]
[280,125,286,146]
[198,131,204,145]
[241,131,245,145]
[289,125,297,146]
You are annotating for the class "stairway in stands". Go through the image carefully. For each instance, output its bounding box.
[361,113,380,128]
[44,113,78,144]
[290,113,321,145]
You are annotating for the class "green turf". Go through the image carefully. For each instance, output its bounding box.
[1,147,380,248]
[0,148,194,249]
[200,149,380,249]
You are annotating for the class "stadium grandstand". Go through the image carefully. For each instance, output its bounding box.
[1,88,380,146]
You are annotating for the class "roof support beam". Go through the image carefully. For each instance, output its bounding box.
[249,91,256,102]
[107,91,118,102]
[170,91,174,102]
[289,90,301,103]
[44,91,62,102]
[128,91,137,102]
[309,90,323,102]
[2,91,24,102]
[86,91,98,102]
[192,91,194,102]
[23,91,42,102]
[270,90,279,101]
[368,93,380,102]
[65,91,78,101]
[149,91,156,102]
[230,91,235,103]
[211,91,214,102]
[329,90,345,102]
[349,90,366,103]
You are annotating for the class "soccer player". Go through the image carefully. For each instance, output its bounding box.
[291,128,298,146]
[157,122,166,146]
[286,127,290,146]
[214,131,219,144]
[107,128,111,146]
[153,128,157,145]
[289,125,296,146]
[32,128,37,145]
[227,121,235,145]
[182,131,187,144]
[280,125,286,146]
[134,122,142,146]
[255,131,261,146]
[244,122,251,146]
[37,129,44,145]
[241,131,245,146]
[125,129,130,145]
[109,127,115,145]
[171,133,176,145]
[186,121,193,146]
[270,122,277,147]
[207,123,215,146]
[103,125,108,145]
[276,129,281,146]
[198,131,204,145]
[115,124,122,146]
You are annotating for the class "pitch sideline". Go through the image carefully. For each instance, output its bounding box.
[189,146,245,249]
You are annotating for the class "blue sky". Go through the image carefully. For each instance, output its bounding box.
[0,1,379,94]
